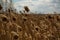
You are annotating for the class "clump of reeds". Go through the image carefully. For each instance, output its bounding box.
[0,4,2,10]
[24,6,30,13]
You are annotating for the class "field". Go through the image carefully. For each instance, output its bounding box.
[0,12,60,40]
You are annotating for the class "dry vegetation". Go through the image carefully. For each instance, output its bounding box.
[24,6,30,12]
[0,12,60,40]
[0,4,60,40]
[0,4,2,10]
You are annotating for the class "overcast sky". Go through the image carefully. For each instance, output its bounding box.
[12,0,60,13]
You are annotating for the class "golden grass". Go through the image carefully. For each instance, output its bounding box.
[0,12,60,40]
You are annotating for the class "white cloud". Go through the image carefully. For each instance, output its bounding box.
[14,1,44,12]
[38,0,52,2]
[13,0,60,13]
[14,0,51,12]
[2,0,6,2]
[45,0,51,2]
